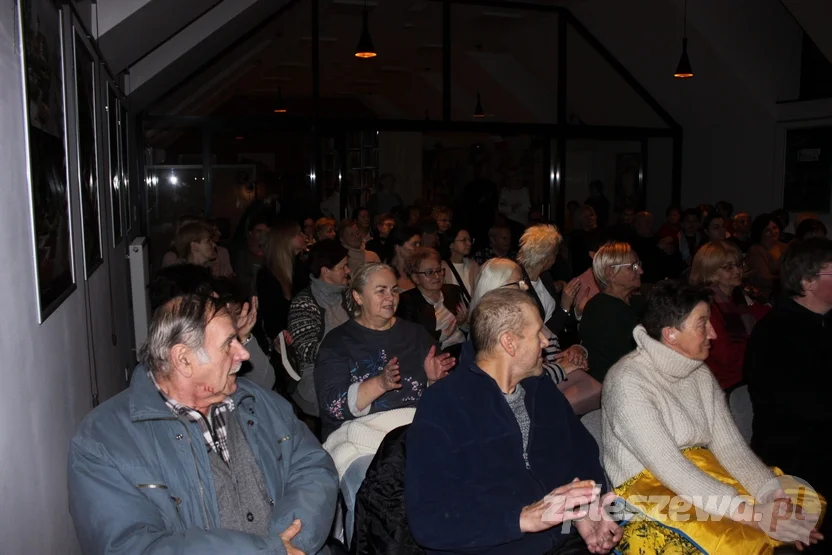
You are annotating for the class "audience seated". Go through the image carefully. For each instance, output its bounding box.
[365,213,396,263]
[387,226,422,291]
[657,204,682,241]
[441,226,480,304]
[163,220,219,269]
[517,224,581,338]
[729,212,753,253]
[287,239,351,417]
[464,258,599,415]
[233,211,271,298]
[314,263,454,440]
[398,247,467,358]
[746,238,832,544]
[795,218,828,241]
[678,208,703,266]
[354,208,373,245]
[569,205,602,276]
[702,212,728,245]
[745,213,788,302]
[690,241,769,391]
[68,294,338,555]
[602,280,823,554]
[406,288,621,555]
[580,241,644,383]
[315,217,337,242]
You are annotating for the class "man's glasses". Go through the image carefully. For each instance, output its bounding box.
[501,279,530,291]
[413,268,445,278]
[610,261,643,273]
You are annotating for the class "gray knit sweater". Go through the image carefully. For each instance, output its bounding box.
[601,325,774,517]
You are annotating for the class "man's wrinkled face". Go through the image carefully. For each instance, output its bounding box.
[189,312,250,402]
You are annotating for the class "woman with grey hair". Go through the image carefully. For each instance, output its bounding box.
[579,241,645,382]
[314,263,455,440]
[516,224,582,337]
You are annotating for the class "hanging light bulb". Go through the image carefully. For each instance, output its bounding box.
[473,93,485,118]
[274,87,287,113]
[355,8,377,58]
[673,0,693,78]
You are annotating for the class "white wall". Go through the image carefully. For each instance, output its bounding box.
[0,3,133,552]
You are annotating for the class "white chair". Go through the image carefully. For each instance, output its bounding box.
[729,385,753,444]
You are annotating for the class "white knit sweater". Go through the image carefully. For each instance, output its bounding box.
[601,325,774,517]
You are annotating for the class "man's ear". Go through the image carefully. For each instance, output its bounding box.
[499,332,517,358]
[170,344,194,379]
[662,327,678,346]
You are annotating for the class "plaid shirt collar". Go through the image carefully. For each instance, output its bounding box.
[148,371,235,465]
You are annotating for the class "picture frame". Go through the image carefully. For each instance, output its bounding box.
[72,28,103,278]
[106,83,122,246]
[18,0,76,322]
[120,103,131,234]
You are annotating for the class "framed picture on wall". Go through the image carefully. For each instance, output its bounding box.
[107,84,122,245]
[72,29,103,278]
[614,153,643,212]
[18,0,76,322]
[120,103,131,234]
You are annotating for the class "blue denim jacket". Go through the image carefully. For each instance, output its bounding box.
[68,366,338,554]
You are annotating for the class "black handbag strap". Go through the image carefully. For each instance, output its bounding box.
[446,261,471,305]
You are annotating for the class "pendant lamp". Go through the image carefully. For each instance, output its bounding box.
[674,0,693,78]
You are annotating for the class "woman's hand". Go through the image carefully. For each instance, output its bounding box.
[424,345,455,383]
[455,303,469,326]
[554,345,588,370]
[377,357,402,392]
[561,278,582,312]
[236,296,259,341]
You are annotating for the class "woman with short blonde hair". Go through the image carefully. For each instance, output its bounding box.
[690,241,770,391]
[580,241,644,382]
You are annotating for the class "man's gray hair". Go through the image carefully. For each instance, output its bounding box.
[140,295,227,376]
[470,288,538,356]
[516,224,562,271]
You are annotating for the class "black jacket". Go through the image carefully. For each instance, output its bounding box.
[521,266,573,339]
[745,297,832,530]
[397,285,464,343]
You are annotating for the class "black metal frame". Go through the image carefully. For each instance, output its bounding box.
[138,0,682,227]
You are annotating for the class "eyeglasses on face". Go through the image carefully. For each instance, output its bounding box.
[413,268,445,278]
[720,261,746,272]
[501,279,530,291]
[610,261,643,273]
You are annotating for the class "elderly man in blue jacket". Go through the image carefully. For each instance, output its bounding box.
[405,288,622,555]
[68,294,338,554]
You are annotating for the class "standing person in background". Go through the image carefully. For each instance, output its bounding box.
[367,174,404,218]
[497,169,531,242]
[585,180,611,228]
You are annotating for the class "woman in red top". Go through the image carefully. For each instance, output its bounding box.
[690,241,770,391]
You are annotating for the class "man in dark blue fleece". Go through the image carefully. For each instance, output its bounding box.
[405,288,622,555]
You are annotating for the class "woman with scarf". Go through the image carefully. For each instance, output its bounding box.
[690,241,770,392]
[288,239,351,416]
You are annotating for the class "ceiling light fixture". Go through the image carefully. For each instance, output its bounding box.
[473,93,485,118]
[274,87,287,113]
[355,4,377,58]
[673,0,693,78]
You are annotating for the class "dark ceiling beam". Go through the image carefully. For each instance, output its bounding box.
[428,0,566,14]
[142,114,675,138]
[100,0,227,74]
[135,0,304,113]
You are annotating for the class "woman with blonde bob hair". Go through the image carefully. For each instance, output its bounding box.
[516,224,582,337]
[690,241,770,391]
[580,241,644,382]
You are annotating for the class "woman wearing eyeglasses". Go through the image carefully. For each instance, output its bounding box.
[441,227,480,306]
[580,241,645,383]
[690,241,770,392]
[398,247,468,359]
